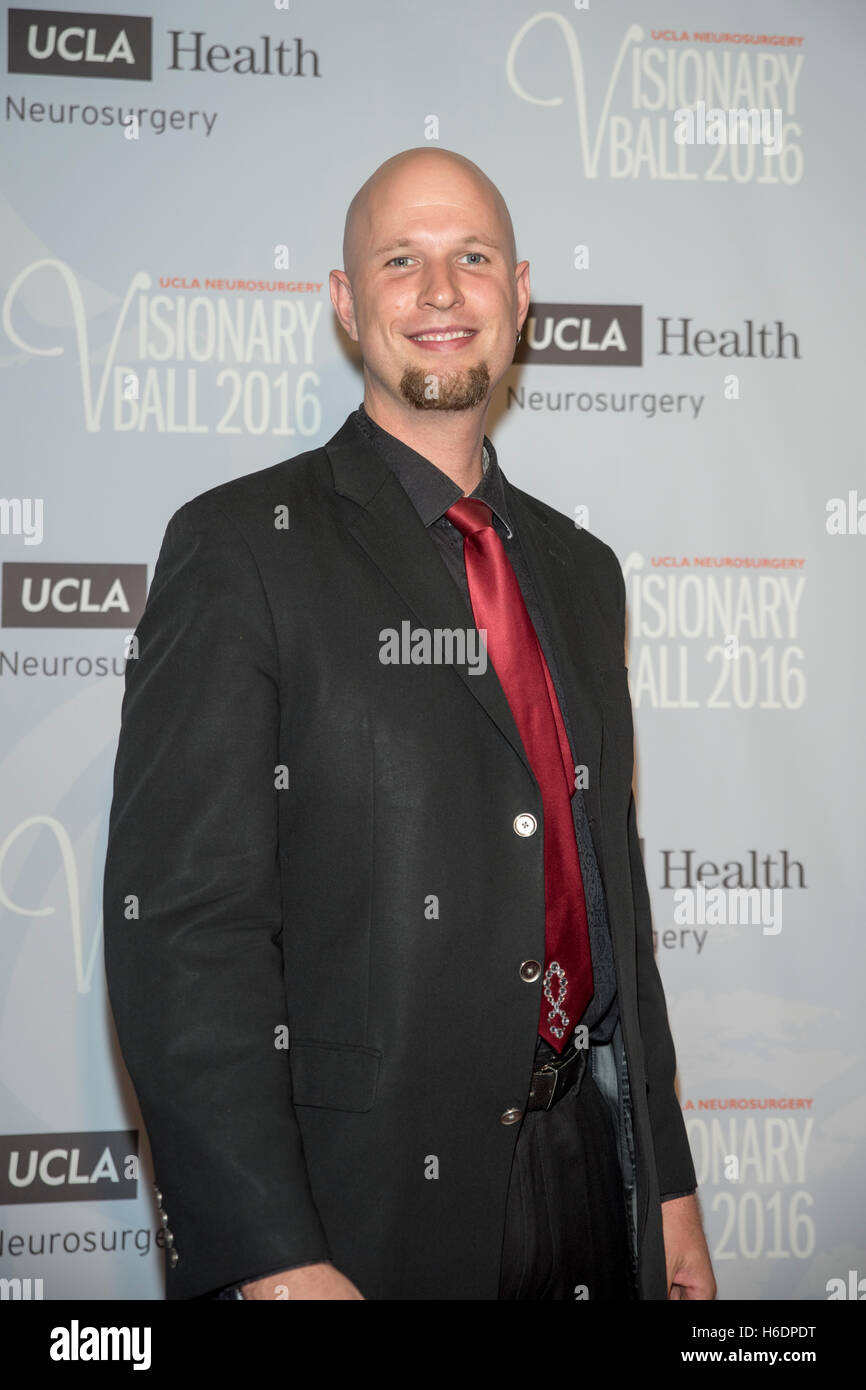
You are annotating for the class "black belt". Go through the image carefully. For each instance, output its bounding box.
[526,1039,589,1111]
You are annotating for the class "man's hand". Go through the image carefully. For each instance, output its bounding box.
[661,1194,716,1300]
[241,1263,364,1300]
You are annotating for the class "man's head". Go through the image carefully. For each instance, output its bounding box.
[330,147,530,416]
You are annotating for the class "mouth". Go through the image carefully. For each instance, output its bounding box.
[406,327,478,350]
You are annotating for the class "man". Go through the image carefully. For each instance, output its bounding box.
[103,146,715,1301]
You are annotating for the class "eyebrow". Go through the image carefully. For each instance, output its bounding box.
[372,235,502,257]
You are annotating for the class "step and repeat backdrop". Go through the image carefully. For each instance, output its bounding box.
[1,0,863,1301]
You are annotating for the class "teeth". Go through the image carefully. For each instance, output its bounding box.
[412,330,474,342]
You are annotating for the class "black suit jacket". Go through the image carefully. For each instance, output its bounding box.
[103,411,697,1300]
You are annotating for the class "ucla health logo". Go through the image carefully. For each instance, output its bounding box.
[0,1131,139,1204]
[7,8,153,80]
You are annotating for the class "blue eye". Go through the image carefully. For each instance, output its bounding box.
[385,252,488,268]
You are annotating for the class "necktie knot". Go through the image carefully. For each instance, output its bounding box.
[446,498,493,539]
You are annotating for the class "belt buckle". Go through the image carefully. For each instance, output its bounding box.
[529,1062,559,1112]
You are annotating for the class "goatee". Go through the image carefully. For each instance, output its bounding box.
[399,363,490,410]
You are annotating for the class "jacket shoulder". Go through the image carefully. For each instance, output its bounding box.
[507,480,624,601]
[167,444,331,537]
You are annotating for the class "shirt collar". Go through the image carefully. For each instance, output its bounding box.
[352,402,514,538]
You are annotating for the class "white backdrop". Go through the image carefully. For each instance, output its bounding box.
[1,0,864,1300]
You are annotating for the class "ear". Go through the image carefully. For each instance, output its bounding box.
[330,269,358,342]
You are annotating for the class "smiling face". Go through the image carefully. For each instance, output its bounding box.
[332,149,530,415]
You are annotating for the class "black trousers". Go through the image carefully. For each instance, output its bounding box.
[497,1059,636,1301]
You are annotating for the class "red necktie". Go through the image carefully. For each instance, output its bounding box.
[446,498,593,1052]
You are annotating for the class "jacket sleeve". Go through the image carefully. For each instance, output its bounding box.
[610,549,698,1198]
[103,497,332,1299]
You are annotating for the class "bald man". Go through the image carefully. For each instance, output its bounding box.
[104,146,715,1302]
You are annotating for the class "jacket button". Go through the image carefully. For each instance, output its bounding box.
[519,960,541,982]
[168,1249,179,1268]
[513,813,537,837]
[500,1107,523,1125]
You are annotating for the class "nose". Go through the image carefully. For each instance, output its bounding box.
[418,257,463,310]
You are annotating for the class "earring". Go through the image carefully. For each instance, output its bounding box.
[516,330,522,345]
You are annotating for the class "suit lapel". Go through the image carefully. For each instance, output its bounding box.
[325,416,533,779]
[324,416,606,814]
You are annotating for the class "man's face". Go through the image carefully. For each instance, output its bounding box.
[335,162,529,413]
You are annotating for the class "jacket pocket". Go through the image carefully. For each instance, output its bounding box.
[289,1039,382,1112]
